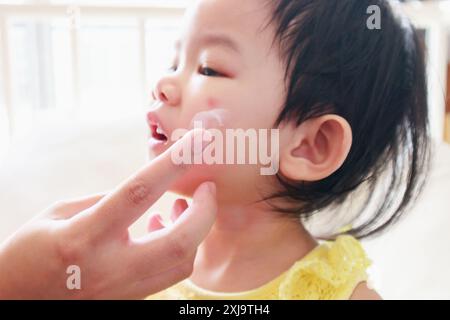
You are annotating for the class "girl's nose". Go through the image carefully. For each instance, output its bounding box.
[153,82,180,107]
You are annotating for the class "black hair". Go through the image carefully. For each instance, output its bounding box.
[262,0,431,239]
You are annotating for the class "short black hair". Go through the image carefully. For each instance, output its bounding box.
[262,0,431,239]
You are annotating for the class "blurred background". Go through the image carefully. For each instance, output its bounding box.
[0,0,449,299]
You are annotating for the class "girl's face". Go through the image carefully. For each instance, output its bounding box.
[148,0,287,204]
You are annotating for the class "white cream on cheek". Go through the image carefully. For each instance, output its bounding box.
[189,108,231,130]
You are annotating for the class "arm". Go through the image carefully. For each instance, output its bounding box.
[0,129,217,299]
[349,281,383,300]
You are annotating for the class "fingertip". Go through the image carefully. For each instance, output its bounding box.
[194,182,216,200]
[191,182,218,221]
[170,198,189,222]
[174,198,189,209]
[147,213,166,232]
[179,128,214,156]
[206,182,216,197]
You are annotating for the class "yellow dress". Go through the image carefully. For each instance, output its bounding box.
[146,235,371,300]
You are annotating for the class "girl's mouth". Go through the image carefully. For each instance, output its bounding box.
[150,123,168,143]
[147,111,170,148]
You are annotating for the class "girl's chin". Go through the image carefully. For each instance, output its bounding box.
[168,167,218,197]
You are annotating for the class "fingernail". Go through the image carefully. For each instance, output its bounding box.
[206,182,216,196]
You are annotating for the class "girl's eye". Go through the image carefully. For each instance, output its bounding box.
[199,66,223,77]
[168,65,178,72]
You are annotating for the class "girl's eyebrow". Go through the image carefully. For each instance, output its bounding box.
[175,33,241,55]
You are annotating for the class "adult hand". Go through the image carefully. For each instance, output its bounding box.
[0,129,217,299]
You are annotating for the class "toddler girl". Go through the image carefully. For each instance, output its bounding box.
[146,0,430,300]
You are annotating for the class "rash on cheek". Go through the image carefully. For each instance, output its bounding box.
[207,98,219,109]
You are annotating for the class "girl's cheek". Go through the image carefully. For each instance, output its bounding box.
[207,97,219,109]
[189,107,231,130]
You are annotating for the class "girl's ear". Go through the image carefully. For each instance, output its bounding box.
[280,115,352,182]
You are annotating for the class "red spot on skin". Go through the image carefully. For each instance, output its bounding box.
[207,98,219,109]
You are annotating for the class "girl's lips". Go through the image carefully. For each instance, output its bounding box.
[147,112,169,144]
[150,124,168,142]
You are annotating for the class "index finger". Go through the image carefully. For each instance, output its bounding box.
[88,128,211,236]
